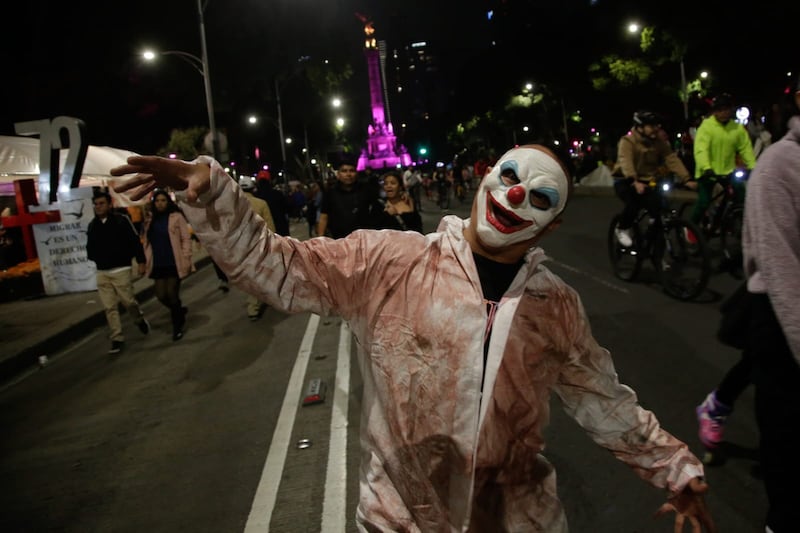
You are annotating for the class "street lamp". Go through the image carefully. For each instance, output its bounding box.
[626,21,689,122]
[141,0,219,161]
[273,55,313,188]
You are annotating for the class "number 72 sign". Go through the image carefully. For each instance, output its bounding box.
[14,116,88,212]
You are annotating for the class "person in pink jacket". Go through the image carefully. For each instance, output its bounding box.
[142,189,195,340]
[113,145,715,532]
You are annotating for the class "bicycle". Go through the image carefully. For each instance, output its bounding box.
[678,170,747,279]
[608,177,711,301]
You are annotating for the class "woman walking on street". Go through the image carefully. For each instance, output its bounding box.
[375,170,423,232]
[142,190,194,340]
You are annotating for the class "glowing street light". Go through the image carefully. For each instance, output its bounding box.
[141,0,219,160]
[626,21,689,122]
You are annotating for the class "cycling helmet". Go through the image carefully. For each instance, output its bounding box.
[239,175,256,191]
[632,110,661,126]
[711,93,734,110]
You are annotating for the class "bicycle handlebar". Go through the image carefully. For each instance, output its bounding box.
[699,169,751,183]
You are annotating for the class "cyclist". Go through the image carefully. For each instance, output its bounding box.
[691,93,757,227]
[612,110,696,246]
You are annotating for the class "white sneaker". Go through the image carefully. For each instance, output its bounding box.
[615,227,633,247]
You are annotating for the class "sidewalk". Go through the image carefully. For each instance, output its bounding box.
[0,245,213,384]
[0,219,313,386]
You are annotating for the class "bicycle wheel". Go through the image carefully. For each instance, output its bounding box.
[720,205,744,277]
[657,219,711,300]
[608,214,643,281]
[677,201,694,220]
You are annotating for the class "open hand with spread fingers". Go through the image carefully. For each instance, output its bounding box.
[110,156,212,203]
[654,477,717,532]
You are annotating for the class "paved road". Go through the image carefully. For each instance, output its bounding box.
[0,191,765,532]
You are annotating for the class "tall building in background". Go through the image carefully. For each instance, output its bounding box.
[355,15,411,171]
[387,39,446,163]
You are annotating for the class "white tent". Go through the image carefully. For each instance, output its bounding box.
[0,135,144,206]
[578,164,614,187]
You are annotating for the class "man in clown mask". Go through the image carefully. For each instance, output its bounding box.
[112,145,715,532]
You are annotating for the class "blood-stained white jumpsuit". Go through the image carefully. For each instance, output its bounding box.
[178,157,704,532]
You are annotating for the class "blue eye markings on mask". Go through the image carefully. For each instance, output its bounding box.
[531,187,560,210]
[498,159,519,186]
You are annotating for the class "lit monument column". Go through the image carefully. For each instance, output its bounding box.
[355,14,411,171]
[364,23,385,128]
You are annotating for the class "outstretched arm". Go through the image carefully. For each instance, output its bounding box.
[112,155,383,319]
[554,290,714,530]
[111,156,211,203]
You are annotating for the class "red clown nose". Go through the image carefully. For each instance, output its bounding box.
[507,185,526,205]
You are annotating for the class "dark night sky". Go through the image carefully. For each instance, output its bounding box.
[0,0,795,159]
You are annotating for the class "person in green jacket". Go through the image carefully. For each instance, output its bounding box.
[691,93,757,225]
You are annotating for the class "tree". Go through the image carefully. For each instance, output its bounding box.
[589,56,652,90]
[589,26,687,93]
[158,127,208,160]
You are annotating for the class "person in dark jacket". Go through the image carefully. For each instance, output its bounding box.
[317,157,379,238]
[86,190,150,354]
[254,171,290,236]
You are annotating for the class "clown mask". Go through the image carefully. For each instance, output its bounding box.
[474,147,569,248]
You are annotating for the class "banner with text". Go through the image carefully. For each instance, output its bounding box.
[32,187,96,295]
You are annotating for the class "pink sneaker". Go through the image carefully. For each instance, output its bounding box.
[696,392,728,448]
[683,226,698,245]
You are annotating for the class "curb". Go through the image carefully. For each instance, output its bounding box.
[0,256,213,384]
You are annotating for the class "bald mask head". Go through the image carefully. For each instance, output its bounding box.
[473,145,570,249]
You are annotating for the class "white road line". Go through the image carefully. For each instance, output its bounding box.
[321,321,351,531]
[549,259,630,294]
[244,313,320,533]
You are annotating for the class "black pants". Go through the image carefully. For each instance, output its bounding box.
[748,293,800,532]
[613,179,661,229]
[153,276,185,333]
[715,350,753,407]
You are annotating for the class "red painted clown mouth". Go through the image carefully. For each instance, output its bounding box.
[485,193,533,234]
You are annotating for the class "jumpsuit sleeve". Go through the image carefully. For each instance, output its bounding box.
[174,157,381,318]
[177,214,194,271]
[552,290,704,495]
